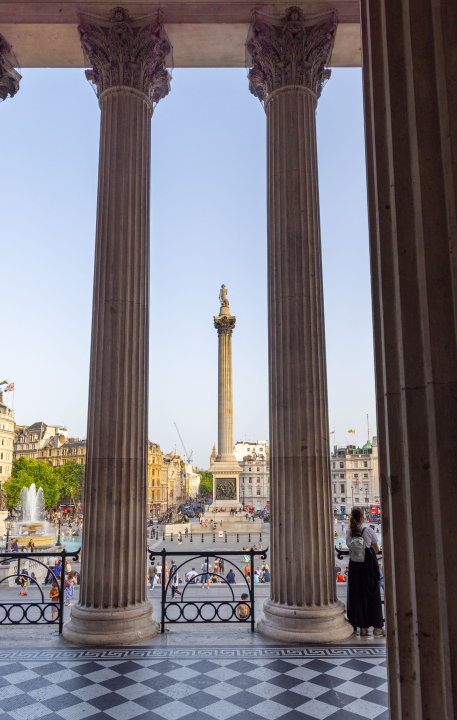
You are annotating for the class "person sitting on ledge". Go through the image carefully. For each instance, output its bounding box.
[226,569,236,584]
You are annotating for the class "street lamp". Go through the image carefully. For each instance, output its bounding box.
[4,515,13,549]
[55,518,62,547]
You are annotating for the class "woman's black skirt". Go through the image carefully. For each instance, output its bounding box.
[347,547,384,629]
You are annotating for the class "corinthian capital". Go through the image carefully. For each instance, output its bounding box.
[246,7,337,103]
[214,315,236,337]
[0,34,21,102]
[78,6,172,104]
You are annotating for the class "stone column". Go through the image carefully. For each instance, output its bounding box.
[361,1,457,717]
[63,7,171,646]
[215,305,236,463]
[247,7,352,642]
[212,289,242,508]
[0,33,21,102]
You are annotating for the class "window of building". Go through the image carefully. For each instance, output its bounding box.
[355,497,359,502]
[340,462,344,468]
[257,488,261,495]
[353,461,358,468]
[0,467,2,474]
[257,467,260,471]
[249,468,252,472]
[332,462,335,468]
[249,488,252,496]
[341,484,345,493]
[363,461,368,467]
[354,474,358,478]
[340,473,344,478]
[364,473,368,478]
[249,478,252,483]
[257,478,260,483]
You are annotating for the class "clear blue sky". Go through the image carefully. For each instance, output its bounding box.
[0,67,376,467]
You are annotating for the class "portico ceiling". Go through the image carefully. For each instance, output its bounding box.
[0,1,361,68]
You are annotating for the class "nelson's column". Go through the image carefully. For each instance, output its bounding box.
[212,285,242,509]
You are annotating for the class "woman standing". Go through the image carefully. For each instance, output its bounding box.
[346,507,384,636]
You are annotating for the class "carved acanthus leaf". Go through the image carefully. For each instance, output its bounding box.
[0,34,21,102]
[214,316,237,337]
[246,7,337,102]
[78,6,172,104]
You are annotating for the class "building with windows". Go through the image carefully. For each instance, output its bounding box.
[0,392,15,487]
[39,437,86,468]
[330,437,379,516]
[147,442,162,515]
[14,422,68,462]
[234,440,269,511]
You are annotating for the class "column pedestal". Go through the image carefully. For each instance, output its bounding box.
[247,8,352,643]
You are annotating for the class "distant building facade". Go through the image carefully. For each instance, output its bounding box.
[331,437,379,516]
[147,442,163,515]
[14,422,68,462]
[234,440,270,512]
[0,392,15,487]
[40,437,86,468]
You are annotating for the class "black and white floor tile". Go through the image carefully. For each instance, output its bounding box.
[0,646,388,720]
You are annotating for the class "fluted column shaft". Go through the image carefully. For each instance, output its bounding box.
[218,330,234,461]
[81,86,151,611]
[63,7,171,645]
[247,7,352,642]
[267,87,334,608]
[361,1,457,717]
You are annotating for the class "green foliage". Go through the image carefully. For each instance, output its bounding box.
[56,461,84,503]
[4,457,84,510]
[5,458,59,509]
[197,470,213,496]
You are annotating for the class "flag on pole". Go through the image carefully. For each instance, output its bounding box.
[0,380,8,387]
[330,430,335,434]
[348,429,355,434]
[4,383,14,392]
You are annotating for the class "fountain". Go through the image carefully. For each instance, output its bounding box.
[10,484,55,548]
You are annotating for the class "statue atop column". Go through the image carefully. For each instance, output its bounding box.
[219,284,230,310]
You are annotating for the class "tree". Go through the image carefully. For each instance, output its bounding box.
[56,461,84,504]
[4,457,60,510]
[197,470,213,496]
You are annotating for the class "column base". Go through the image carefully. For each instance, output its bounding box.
[62,601,159,646]
[258,599,353,643]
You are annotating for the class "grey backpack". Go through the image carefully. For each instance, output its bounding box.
[349,527,366,562]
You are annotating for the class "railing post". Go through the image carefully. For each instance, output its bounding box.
[249,533,251,543]
[59,549,66,634]
[250,548,255,632]
[163,530,165,541]
[161,548,166,633]
[225,533,227,543]
[170,532,173,542]
[260,532,262,543]
[237,533,239,543]
[201,533,204,543]
[213,533,215,543]
[190,533,193,543]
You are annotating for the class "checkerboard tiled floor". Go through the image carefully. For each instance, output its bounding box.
[0,646,388,720]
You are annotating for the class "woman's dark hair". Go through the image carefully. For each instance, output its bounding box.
[349,507,363,536]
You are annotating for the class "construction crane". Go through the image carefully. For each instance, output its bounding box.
[173,422,193,464]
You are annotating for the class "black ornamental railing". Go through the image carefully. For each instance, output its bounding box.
[0,548,80,633]
[148,546,268,633]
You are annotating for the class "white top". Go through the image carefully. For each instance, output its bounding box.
[346,524,378,549]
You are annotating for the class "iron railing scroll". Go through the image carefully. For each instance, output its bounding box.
[0,547,81,633]
[148,546,268,633]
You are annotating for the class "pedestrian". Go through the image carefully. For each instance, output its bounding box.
[178,532,183,545]
[346,507,384,637]
[201,560,211,589]
[50,581,59,620]
[44,561,52,585]
[185,527,189,537]
[156,562,162,586]
[65,571,77,605]
[54,561,61,580]
[341,521,345,533]
[164,561,170,588]
[20,572,28,596]
[236,593,250,619]
[219,558,225,574]
[169,560,181,597]
[11,539,18,552]
[214,558,220,576]
[148,561,156,589]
